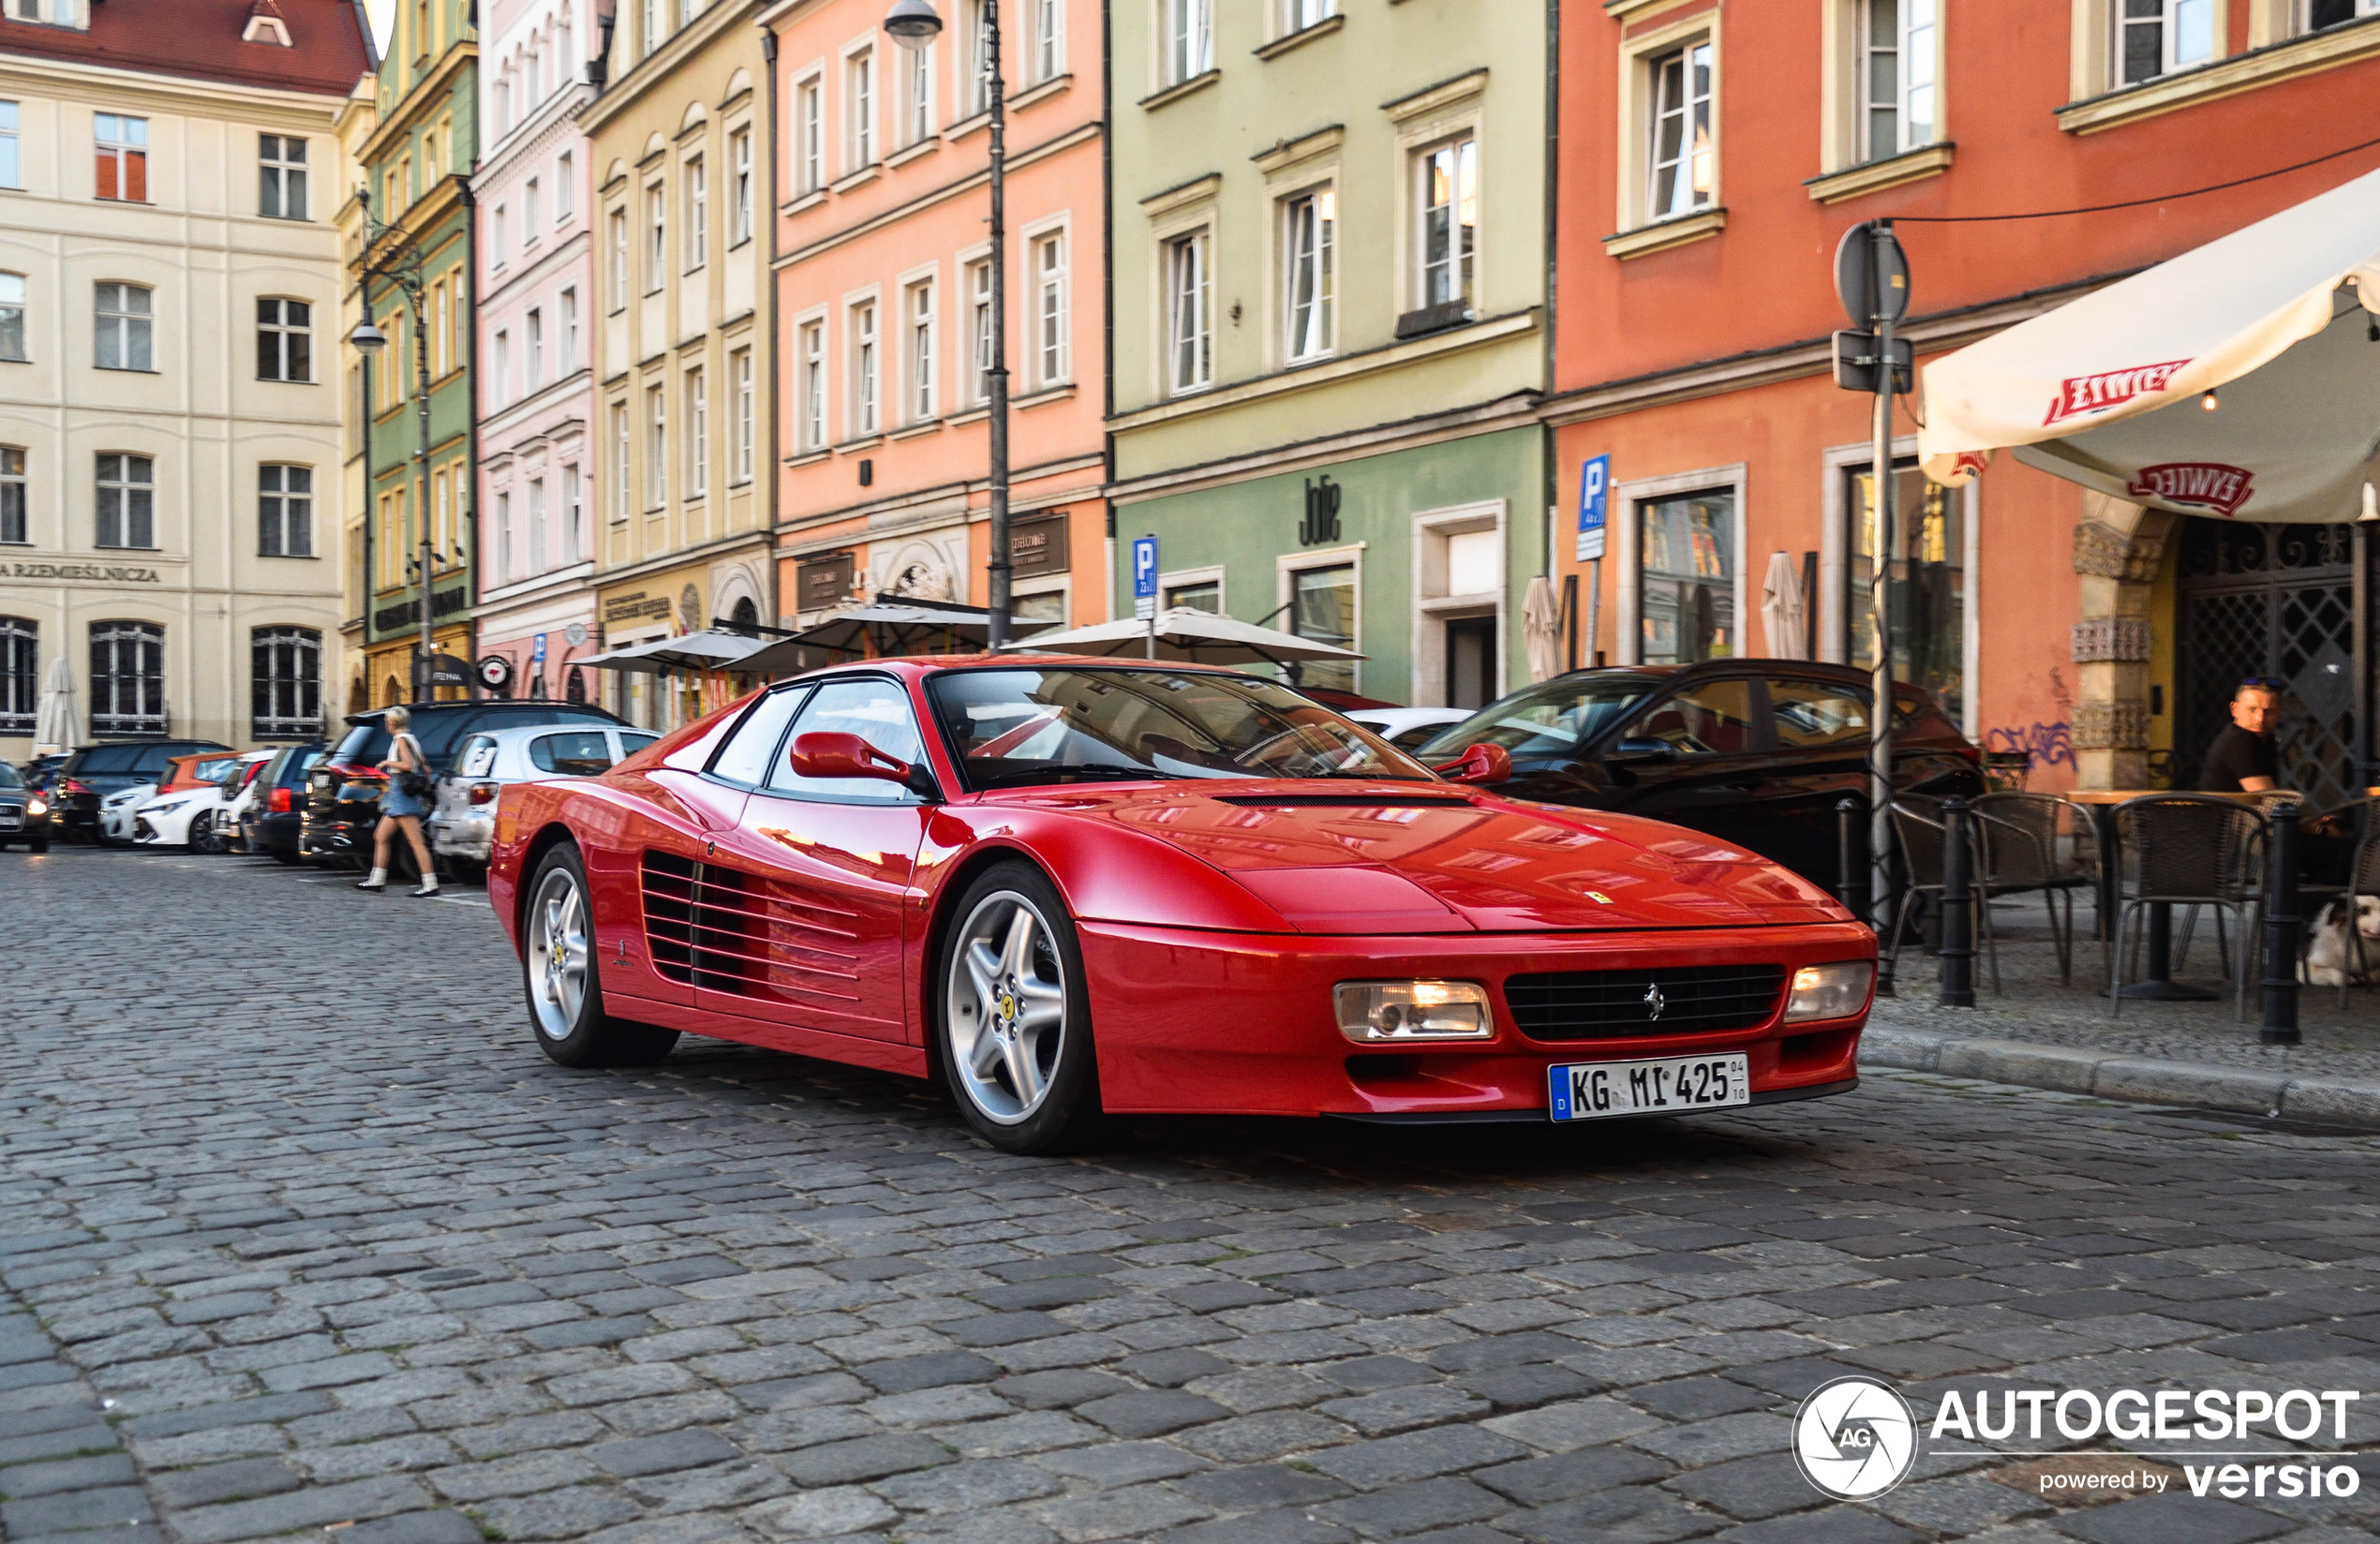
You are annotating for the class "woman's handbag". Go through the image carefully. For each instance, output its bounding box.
[394,735,432,800]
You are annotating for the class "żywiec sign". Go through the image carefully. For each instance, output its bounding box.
[2041,358,2192,425]
[7,560,162,583]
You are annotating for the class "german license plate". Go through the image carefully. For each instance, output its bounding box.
[1548,1052,1750,1122]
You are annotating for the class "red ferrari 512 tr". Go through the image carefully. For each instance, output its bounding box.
[489,659,1876,1153]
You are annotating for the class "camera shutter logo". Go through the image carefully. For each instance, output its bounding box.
[1794,1376,1917,1499]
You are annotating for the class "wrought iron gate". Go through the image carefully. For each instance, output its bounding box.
[2173,520,2367,807]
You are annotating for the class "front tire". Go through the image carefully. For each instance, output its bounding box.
[523,843,677,1068]
[189,812,222,854]
[936,863,1104,1155]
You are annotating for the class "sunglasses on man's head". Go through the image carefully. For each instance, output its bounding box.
[2240,676,2285,692]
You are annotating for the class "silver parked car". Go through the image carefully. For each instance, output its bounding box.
[429,723,660,882]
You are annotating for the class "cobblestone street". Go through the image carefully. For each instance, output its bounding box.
[4,846,2378,1544]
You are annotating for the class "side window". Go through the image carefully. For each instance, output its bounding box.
[618,732,661,754]
[707,688,809,787]
[456,735,499,778]
[766,677,925,801]
[529,731,615,776]
[1621,678,1759,757]
[1766,678,1869,750]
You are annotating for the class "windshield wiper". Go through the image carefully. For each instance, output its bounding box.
[973,765,1165,790]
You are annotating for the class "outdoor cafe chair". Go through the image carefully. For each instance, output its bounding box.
[1885,795,2003,996]
[2105,794,2265,1022]
[2321,799,2380,1008]
[1971,792,2096,984]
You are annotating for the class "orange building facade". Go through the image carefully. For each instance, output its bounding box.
[763,0,1107,634]
[1553,0,2380,800]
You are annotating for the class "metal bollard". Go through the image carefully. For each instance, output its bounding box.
[2261,800,2301,1045]
[1836,797,1868,920]
[1938,797,1976,1007]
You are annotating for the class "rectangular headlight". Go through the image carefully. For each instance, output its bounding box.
[1783,961,1874,1023]
[1333,980,1493,1043]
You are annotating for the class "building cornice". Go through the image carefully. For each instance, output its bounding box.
[591,525,773,587]
[0,53,353,121]
[1107,394,1543,506]
[480,82,596,174]
[359,40,478,162]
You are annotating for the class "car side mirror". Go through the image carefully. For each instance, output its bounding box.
[1610,736,1676,761]
[789,732,938,798]
[1432,742,1512,785]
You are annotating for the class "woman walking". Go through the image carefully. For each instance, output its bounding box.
[358,705,439,897]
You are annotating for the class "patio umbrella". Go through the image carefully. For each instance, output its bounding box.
[1003,607,1367,668]
[1917,162,2380,523]
[580,629,769,674]
[1522,575,1563,682]
[32,656,73,752]
[733,599,1057,677]
[1760,551,1808,660]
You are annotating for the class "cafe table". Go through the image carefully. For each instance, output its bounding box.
[2062,790,2283,1001]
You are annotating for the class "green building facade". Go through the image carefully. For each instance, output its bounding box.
[1106,0,1553,707]
[354,0,478,705]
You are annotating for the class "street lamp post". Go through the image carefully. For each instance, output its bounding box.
[350,189,442,700]
[886,0,1009,647]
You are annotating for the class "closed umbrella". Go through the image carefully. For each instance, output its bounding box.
[1003,607,1367,668]
[1522,575,1563,682]
[579,629,769,674]
[32,656,73,752]
[1760,551,1808,660]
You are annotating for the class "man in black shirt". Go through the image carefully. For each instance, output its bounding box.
[2198,680,2281,792]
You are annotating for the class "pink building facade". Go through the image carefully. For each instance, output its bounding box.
[471,0,600,703]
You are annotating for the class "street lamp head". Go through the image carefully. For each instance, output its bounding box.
[885,0,942,47]
[350,319,389,352]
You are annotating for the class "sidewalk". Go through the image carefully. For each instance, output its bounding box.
[1856,898,2380,1130]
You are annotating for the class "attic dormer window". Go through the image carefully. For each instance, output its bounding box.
[8,0,86,29]
[243,5,291,46]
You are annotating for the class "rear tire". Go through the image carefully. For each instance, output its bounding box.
[524,842,677,1069]
[934,862,1105,1155]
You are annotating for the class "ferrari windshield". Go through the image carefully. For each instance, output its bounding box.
[929,667,1435,790]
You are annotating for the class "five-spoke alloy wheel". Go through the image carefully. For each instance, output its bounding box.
[938,863,1102,1153]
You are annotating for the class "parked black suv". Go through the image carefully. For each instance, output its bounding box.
[49,739,232,841]
[305,701,625,870]
[240,741,327,864]
[0,761,51,852]
[1414,660,1984,894]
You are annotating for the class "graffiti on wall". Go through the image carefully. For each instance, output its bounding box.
[1985,721,2077,771]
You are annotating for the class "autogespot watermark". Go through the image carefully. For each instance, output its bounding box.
[1792,1376,2366,1502]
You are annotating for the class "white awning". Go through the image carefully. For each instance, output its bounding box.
[580,629,768,674]
[1917,164,2380,524]
[1002,608,1367,666]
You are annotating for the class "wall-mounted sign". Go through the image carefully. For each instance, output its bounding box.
[7,560,162,584]
[602,590,673,624]
[798,552,855,612]
[1575,455,1610,562]
[564,622,589,647]
[477,654,514,690]
[1299,475,1342,546]
[531,632,548,664]
[1010,513,1071,579]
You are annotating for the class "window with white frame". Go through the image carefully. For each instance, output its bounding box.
[0,273,26,363]
[796,77,824,193]
[0,448,22,544]
[607,208,628,309]
[96,453,154,548]
[645,383,666,507]
[529,476,547,572]
[642,0,660,53]
[495,490,513,582]
[559,289,577,369]
[90,620,165,735]
[1415,138,1476,313]
[730,128,752,245]
[0,102,19,190]
[847,47,876,170]
[1282,188,1333,362]
[562,463,582,561]
[525,176,542,238]
[1033,231,1067,386]
[965,258,992,405]
[556,150,573,220]
[1282,0,1335,33]
[495,72,513,134]
[1165,0,1212,85]
[799,319,826,450]
[963,0,993,115]
[645,183,664,290]
[902,40,932,146]
[558,12,574,81]
[431,280,450,376]
[527,307,543,391]
[260,133,308,219]
[610,402,631,519]
[492,202,509,266]
[2116,0,2216,85]
[904,280,934,421]
[732,349,753,482]
[251,628,320,738]
[259,464,312,557]
[95,113,145,201]
[684,156,706,268]
[1647,40,1714,220]
[492,330,510,408]
[257,298,311,381]
[1166,228,1212,394]
[2304,1,2380,34]
[96,282,153,371]
[0,616,31,735]
[686,366,707,496]
[1858,0,1937,159]
[1032,0,1063,80]
[851,300,879,436]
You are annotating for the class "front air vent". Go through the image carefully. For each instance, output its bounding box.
[1505,964,1787,1040]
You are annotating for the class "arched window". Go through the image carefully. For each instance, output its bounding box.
[252,627,320,737]
[89,620,164,735]
[0,616,36,735]
[565,666,587,704]
[731,595,758,630]
[383,674,403,706]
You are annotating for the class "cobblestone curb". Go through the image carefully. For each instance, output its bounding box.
[1861,1023,2380,1129]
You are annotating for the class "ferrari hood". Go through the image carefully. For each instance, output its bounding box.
[1000,781,1846,933]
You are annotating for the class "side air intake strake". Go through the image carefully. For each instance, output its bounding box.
[639,851,861,1006]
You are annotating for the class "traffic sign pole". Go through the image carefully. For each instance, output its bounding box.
[1131,536,1159,660]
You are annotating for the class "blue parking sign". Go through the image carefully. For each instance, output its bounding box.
[1132,536,1159,600]
[1575,455,1610,561]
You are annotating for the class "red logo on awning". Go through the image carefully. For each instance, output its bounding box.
[2126,462,2255,516]
[2043,359,2193,425]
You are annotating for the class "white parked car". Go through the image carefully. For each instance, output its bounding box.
[98,783,155,844]
[134,751,271,852]
[430,723,660,881]
[1343,706,1475,753]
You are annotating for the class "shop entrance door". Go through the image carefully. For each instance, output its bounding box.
[2173,519,2365,806]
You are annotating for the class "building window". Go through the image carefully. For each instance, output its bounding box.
[1282,189,1333,362]
[1290,563,1356,694]
[965,258,991,405]
[733,348,754,482]
[611,401,631,520]
[645,184,664,290]
[525,176,542,239]
[963,0,993,115]
[1638,490,1734,664]
[562,463,582,561]
[252,627,320,737]
[686,366,707,497]
[256,297,312,381]
[2305,1,2380,34]
[0,448,22,543]
[1282,0,1336,31]
[1848,458,1963,724]
[0,101,19,190]
[1166,229,1212,394]
[847,47,876,169]
[496,489,513,582]
[1032,231,1067,386]
[1165,578,1220,613]
[645,383,665,507]
[96,453,154,549]
[684,155,706,269]
[1416,138,1477,312]
[1859,0,1937,159]
[89,621,164,735]
[1648,41,1714,220]
[2118,0,2217,86]
[796,78,824,193]
[799,319,826,450]
[1165,0,1212,85]
[730,128,752,245]
[0,617,33,734]
[95,113,146,201]
[259,464,312,557]
[259,133,308,219]
[493,330,510,408]
[851,300,879,436]
[529,476,547,572]
[556,150,573,220]
[95,282,153,370]
[608,208,628,309]
[902,40,932,146]
[905,280,934,421]
[527,307,543,390]
[0,273,23,362]
[642,0,659,52]
[560,289,578,369]
[1032,0,1063,80]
